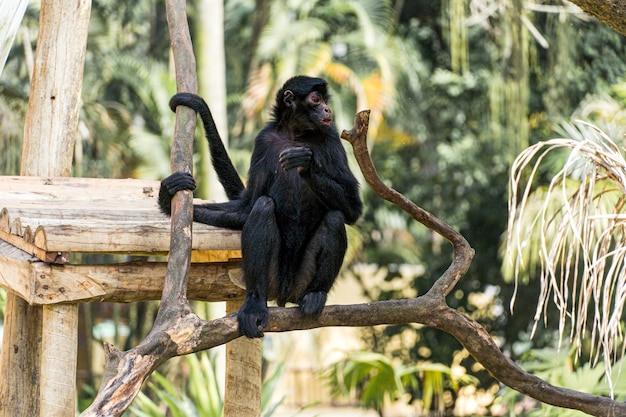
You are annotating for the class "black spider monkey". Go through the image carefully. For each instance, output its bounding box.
[159,75,363,338]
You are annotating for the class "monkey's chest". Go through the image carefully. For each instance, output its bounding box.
[273,173,324,226]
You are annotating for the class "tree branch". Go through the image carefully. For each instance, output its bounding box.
[340,111,474,297]
[567,0,626,36]
[80,0,201,414]
[83,108,626,416]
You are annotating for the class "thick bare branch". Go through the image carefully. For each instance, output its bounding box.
[80,0,200,414]
[82,106,626,416]
[338,110,625,417]
[568,0,626,36]
[157,0,197,311]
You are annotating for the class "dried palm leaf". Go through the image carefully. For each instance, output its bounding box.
[506,121,626,394]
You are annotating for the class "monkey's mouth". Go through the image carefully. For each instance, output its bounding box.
[322,118,332,126]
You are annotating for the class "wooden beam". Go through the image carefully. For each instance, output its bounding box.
[0,176,242,255]
[0,175,159,197]
[0,255,244,305]
[0,290,43,417]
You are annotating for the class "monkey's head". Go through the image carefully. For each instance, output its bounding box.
[273,75,332,133]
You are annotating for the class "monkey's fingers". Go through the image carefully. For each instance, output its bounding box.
[279,147,312,171]
[163,171,197,195]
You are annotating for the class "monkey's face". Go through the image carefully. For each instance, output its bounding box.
[276,77,333,134]
[304,90,333,130]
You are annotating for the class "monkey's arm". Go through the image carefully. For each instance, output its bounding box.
[280,146,362,224]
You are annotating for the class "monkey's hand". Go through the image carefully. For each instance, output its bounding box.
[158,171,196,215]
[279,147,312,173]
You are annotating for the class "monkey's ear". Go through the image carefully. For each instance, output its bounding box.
[283,90,295,108]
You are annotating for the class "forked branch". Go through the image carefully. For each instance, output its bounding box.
[80,0,626,414]
[82,109,626,417]
[339,111,625,417]
[341,111,473,298]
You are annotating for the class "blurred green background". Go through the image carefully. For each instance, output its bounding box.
[1,1,625,415]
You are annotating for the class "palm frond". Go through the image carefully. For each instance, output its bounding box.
[505,121,626,395]
[257,12,327,60]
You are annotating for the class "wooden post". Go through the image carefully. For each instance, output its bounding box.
[0,291,43,417]
[0,5,37,415]
[21,0,92,178]
[224,300,262,417]
[0,1,91,416]
[40,306,79,414]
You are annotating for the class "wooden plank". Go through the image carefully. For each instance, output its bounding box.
[0,254,244,304]
[0,176,159,201]
[28,220,240,253]
[0,176,242,254]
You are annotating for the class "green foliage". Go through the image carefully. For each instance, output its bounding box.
[126,354,221,417]
[326,351,404,411]
[355,3,626,381]
[325,351,477,414]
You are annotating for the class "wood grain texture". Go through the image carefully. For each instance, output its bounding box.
[0,255,244,304]
[0,176,241,256]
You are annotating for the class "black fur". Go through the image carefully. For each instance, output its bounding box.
[159,75,363,338]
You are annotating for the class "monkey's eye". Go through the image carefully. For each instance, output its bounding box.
[308,92,323,105]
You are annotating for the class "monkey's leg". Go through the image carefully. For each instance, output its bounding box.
[237,196,279,338]
[295,210,347,316]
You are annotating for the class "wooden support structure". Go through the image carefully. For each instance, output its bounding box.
[0,0,261,415]
[224,300,262,417]
[0,176,241,260]
[0,176,246,414]
[0,2,91,416]
[0,176,244,304]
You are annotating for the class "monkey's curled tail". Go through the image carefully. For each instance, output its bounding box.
[169,92,245,200]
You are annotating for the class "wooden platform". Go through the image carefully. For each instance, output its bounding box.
[0,176,244,305]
